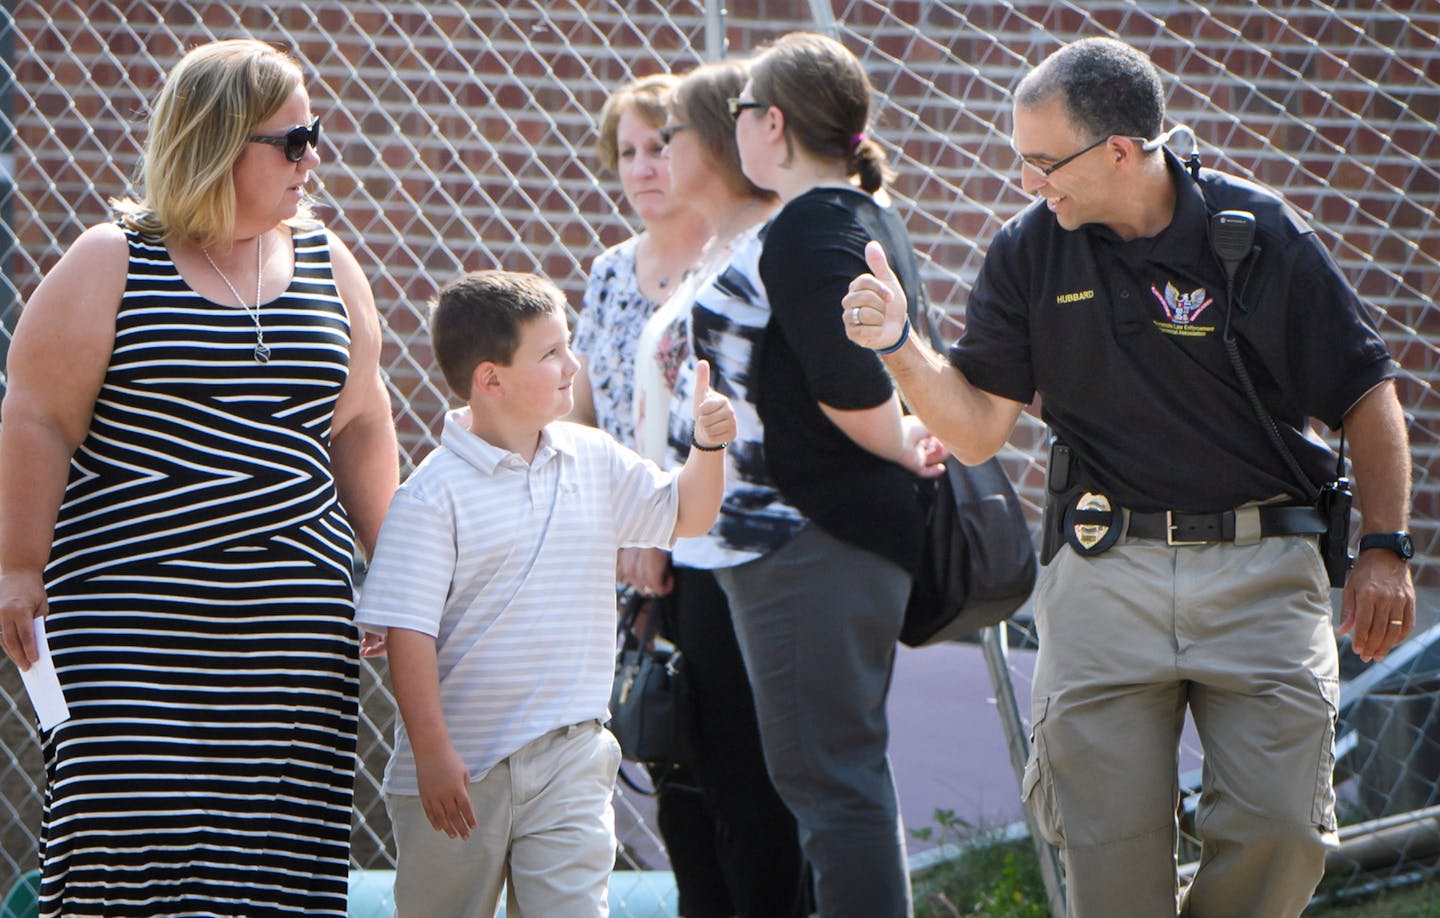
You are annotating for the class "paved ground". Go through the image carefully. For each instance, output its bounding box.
[888,639,1033,846]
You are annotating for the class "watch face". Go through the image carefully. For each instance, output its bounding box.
[1399,533,1415,559]
[1361,532,1414,560]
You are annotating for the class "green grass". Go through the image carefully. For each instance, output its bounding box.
[909,809,1440,918]
[910,810,1049,918]
[1305,879,1440,917]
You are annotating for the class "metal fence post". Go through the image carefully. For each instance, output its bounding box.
[703,0,725,61]
[0,0,16,387]
[981,623,1067,915]
[806,0,838,37]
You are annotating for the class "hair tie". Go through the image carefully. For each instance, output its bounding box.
[849,132,866,152]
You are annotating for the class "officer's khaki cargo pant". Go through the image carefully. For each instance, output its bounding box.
[1024,534,1338,918]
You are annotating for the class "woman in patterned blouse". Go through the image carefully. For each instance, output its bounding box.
[570,74,723,914]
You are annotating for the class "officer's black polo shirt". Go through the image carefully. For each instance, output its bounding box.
[951,150,1395,513]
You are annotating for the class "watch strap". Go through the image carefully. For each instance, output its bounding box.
[1357,531,1413,560]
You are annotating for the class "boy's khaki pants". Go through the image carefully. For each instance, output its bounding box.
[1024,535,1339,918]
[387,720,620,918]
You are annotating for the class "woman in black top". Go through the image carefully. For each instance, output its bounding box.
[727,31,944,918]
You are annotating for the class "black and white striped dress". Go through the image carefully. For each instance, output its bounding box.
[38,226,361,917]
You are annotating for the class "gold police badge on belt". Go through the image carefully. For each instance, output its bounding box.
[1063,491,1123,556]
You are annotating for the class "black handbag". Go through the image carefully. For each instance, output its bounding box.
[607,591,696,766]
[900,456,1038,647]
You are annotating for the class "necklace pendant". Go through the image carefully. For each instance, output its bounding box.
[254,342,271,364]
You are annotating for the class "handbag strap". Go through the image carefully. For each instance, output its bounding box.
[616,589,661,653]
[617,762,656,796]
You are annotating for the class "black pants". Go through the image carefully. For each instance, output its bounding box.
[652,566,809,918]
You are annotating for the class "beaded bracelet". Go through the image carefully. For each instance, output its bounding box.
[691,434,728,452]
[875,318,911,355]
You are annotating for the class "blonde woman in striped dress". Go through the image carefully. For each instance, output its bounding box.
[0,39,398,916]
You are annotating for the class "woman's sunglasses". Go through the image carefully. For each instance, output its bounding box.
[249,116,321,163]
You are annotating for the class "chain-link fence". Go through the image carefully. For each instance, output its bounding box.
[1,1,1437,914]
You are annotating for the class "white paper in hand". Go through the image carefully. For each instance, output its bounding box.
[20,618,70,731]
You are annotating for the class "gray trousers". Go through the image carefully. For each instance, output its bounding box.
[716,524,912,918]
[1026,534,1339,918]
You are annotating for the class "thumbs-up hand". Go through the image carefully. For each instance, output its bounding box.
[691,359,736,451]
[842,240,909,352]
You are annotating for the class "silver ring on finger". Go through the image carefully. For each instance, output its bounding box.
[1389,619,1404,627]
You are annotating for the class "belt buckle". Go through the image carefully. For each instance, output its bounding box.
[1166,511,1206,547]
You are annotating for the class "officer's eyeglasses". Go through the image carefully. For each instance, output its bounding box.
[1021,134,1114,177]
[1024,129,1187,177]
[249,116,321,163]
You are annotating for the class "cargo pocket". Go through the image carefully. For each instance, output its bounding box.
[1311,674,1340,832]
[1022,695,1065,846]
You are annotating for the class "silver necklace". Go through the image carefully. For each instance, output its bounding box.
[202,235,270,363]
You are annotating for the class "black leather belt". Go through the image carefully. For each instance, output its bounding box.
[1126,506,1326,545]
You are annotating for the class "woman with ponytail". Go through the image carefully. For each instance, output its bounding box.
[726,31,945,918]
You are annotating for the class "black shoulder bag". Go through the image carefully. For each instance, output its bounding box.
[901,456,1039,646]
[899,297,1038,647]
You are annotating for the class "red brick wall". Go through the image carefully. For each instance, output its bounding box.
[6,0,1438,582]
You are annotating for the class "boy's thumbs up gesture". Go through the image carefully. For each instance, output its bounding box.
[673,359,736,539]
[691,360,735,451]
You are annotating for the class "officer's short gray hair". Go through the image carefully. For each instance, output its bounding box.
[1015,37,1165,143]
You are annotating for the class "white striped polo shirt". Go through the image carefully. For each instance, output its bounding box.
[355,408,679,796]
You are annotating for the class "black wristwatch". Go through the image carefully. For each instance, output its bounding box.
[1357,531,1414,561]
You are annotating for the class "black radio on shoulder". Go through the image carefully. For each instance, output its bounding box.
[1316,476,1354,588]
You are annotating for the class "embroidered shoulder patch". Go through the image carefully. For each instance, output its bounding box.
[1150,281,1216,337]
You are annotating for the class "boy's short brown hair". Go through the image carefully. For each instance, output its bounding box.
[430,270,568,399]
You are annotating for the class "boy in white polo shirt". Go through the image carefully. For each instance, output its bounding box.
[356,270,734,917]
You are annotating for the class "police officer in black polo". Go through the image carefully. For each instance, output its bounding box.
[843,36,1414,918]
